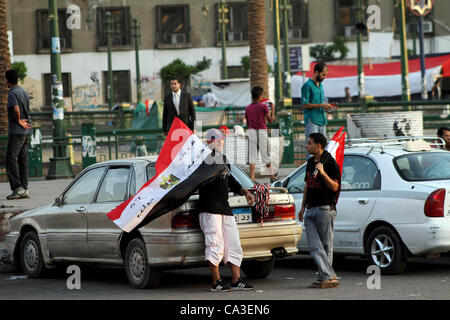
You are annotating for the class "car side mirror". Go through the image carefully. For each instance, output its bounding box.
[54,197,61,206]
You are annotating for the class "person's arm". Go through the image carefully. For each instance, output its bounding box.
[299,182,308,222]
[13,105,31,130]
[265,103,275,123]
[188,94,196,130]
[316,163,339,192]
[228,170,255,205]
[301,85,332,111]
[162,97,168,136]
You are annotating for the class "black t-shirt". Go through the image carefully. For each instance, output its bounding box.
[198,153,243,216]
[304,150,341,208]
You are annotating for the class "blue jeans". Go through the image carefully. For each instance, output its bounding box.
[304,205,337,281]
[305,120,326,160]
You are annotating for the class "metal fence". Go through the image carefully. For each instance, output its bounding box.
[0,100,449,179]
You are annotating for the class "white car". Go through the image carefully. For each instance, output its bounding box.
[273,137,450,274]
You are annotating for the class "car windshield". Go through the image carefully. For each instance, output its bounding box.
[394,152,450,181]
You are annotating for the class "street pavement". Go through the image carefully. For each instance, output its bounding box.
[0,254,448,300]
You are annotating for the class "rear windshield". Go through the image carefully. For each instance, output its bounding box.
[394,152,450,181]
[146,162,254,189]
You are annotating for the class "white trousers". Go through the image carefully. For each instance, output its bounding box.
[199,212,243,267]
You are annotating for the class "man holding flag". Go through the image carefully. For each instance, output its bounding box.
[299,131,344,289]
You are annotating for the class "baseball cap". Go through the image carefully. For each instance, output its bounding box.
[205,128,224,141]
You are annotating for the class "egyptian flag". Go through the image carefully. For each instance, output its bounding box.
[107,117,228,232]
[325,126,346,204]
[325,126,346,175]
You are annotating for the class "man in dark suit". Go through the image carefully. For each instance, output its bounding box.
[163,77,196,136]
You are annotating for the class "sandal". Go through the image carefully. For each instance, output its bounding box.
[309,279,340,289]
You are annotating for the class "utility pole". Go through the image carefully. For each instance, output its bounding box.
[219,0,228,80]
[106,11,114,109]
[356,0,364,100]
[418,16,428,100]
[399,0,411,102]
[272,0,283,107]
[47,0,74,179]
[132,18,142,102]
[281,0,291,98]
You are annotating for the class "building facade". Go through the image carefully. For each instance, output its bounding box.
[6,0,450,110]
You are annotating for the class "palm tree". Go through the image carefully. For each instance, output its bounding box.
[247,0,269,99]
[0,0,11,137]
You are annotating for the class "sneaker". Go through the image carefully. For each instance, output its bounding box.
[231,278,254,291]
[22,189,30,198]
[6,188,26,200]
[211,279,231,292]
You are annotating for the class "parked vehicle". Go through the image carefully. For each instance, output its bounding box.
[273,137,450,274]
[5,157,302,288]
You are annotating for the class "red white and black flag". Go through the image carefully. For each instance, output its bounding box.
[326,126,346,176]
[107,117,227,232]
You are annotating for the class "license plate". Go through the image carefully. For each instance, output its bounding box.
[233,207,253,224]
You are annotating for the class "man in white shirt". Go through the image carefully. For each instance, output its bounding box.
[163,77,196,136]
[202,89,218,108]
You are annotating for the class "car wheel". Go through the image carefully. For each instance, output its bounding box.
[241,256,274,279]
[365,226,407,275]
[20,231,46,278]
[125,237,160,289]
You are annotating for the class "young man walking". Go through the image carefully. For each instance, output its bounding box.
[301,62,334,160]
[299,133,341,289]
[198,128,255,292]
[5,69,32,200]
[245,86,276,182]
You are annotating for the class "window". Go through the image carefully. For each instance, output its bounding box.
[215,2,248,43]
[341,156,380,190]
[286,166,306,193]
[103,70,131,104]
[335,0,368,38]
[147,163,156,181]
[156,5,190,46]
[230,163,254,189]
[394,152,450,181]
[280,0,309,40]
[227,66,247,79]
[36,9,72,52]
[97,7,131,47]
[96,167,131,202]
[63,167,106,204]
[43,73,72,109]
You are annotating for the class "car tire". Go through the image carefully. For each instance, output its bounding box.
[125,237,160,289]
[365,226,408,275]
[241,256,274,279]
[19,231,46,278]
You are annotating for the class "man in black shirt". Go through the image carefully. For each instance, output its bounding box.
[198,128,255,292]
[5,69,32,200]
[299,133,341,289]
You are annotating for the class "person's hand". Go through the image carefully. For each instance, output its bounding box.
[315,163,325,176]
[323,103,333,111]
[19,119,31,130]
[299,207,305,222]
[244,190,255,206]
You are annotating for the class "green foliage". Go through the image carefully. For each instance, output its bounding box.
[241,56,273,76]
[310,36,349,62]
[160,57,212,83]
[11,61,27,83]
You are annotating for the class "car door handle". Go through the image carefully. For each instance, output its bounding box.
[358,199,369,205]
[76,207,87,213]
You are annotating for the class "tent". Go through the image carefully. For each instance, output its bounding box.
[291,54,450,99]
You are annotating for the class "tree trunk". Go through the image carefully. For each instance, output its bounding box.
[0,0,11,136]
[247,0,269,100]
